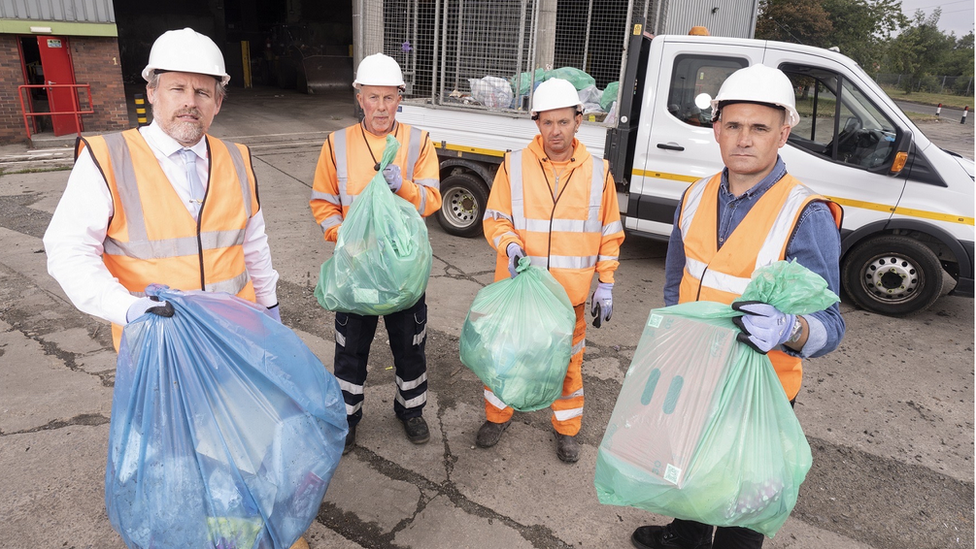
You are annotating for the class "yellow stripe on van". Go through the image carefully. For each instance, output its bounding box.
[632,170,975,226]
[826,196,975,226]
[631,169,699,183]
[433,142,507,158]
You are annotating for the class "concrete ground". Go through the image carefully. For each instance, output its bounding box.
[0,88,972,549]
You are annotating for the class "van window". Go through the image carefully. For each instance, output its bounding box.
[781,64,899,170]
[667,55,747,128]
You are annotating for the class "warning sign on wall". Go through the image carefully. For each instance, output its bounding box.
[47,39,62,48]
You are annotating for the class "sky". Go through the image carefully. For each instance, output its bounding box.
[899,0,974,38]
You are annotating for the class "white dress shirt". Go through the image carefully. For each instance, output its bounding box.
[43,121,279,326]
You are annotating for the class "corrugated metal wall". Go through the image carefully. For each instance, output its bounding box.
[662,0,757,39]
[0,0,115,23]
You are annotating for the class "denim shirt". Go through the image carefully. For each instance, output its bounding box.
[663,157,845,358]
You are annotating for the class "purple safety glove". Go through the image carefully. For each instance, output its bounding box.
[731,301,796,354]
[590,282,613,327]
[382,164,403,192]
[265,303,281,323]
[506,243,526,278]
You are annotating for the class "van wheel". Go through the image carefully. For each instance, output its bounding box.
[437,173,488,238]
[842,235,943,316]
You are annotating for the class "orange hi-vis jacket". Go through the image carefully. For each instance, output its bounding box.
[79,129,259,350]
[310,121,442,242]
[677,172,843,400]
[483,136,625,306]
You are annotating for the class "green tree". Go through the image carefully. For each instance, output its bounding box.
[820,0,907,70]
[888,9,956,94]
[755,0,833,48]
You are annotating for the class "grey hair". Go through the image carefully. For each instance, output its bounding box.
[147,71,227,101]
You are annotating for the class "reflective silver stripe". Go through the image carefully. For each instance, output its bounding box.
[396,392,427,409]
[755,184,820,268]
[587,160,605,225]
[417,185,427,214]
[484,388,508,410]
[406,126,422,180]
[415,177,440,190]
[508,151,525,230]
[333,131,348,193]
[553,407,583,421]
[686,257,751,296]
[548,218,602,233]
[310,190,341,205]
[104,229,244,259]
[525,255,549,269]
[602,220,623,236]
[412,326,427,346]
[103,133,148,242]
[679,177,711,239]
[597,254,618,262]
[484,209,514,223]
[492,230,519,249]
[558,388,584,400]
[346,401,362,415]
[338,378,364,395]
[335,330,346,347]
[320,215,343,231]
[549,255,597,269]
[206,270,250,295]
[571,339,585,355]
[396,372,428,391]
[219,139,254,218]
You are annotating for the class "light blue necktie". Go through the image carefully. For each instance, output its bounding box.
[180,148,204,217]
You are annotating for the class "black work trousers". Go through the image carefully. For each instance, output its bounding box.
[334,294,428,428]
[671,518,764,548]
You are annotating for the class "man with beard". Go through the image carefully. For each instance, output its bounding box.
[44,27,282,354]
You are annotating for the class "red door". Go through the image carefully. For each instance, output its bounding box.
[36,36,80,136]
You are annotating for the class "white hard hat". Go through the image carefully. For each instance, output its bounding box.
[710,64,799,127]
[142,28,230,85]
[530,78,584,117]
[353,53,405,90]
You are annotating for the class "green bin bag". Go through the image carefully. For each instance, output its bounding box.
[459,258,577,412]
[595,260,839,537]
[314,135,433,316]
[600,81,619,112]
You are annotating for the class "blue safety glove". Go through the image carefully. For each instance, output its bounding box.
[731,301,796,354]
[125,296,174,323]
[265,303,281,323]
[382,164,403,192]
[590,282,613,328]
[506,243,526,278]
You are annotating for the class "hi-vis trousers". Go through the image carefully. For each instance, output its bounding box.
[483,303,586,436]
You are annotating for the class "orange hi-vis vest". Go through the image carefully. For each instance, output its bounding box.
[310,122,442,241]
[78,129,259,350]
[677,172,843,400]
[485,137,624,306]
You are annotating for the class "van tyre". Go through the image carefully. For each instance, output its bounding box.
[437,173,488,238]
[842,235,944,316]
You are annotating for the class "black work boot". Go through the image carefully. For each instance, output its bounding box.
[631,524,712,549]
[555,433,580,463]
[475,420,511,448]
[342,424,357,455]
[401,416,430,444]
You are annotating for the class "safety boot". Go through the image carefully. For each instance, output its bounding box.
[401,416,430,444]
[631,524,712,549]
[342,424,356,455]
[555,433,580,463]
[475,419,511,448]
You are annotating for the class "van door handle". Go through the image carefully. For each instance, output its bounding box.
[657,143,685,151]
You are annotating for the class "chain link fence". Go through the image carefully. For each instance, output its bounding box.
[356,0,660,117]
[874,73,974,96]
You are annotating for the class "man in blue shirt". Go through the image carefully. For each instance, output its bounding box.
[631,65,845,549]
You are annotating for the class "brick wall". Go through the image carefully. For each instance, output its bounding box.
[0,35,26,143]
[0,35,129,145]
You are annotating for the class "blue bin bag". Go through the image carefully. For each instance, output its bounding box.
[106,285,348,549]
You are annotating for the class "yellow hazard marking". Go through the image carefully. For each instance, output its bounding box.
[433,142,507,158]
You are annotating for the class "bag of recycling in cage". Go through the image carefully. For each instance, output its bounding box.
[106,285,348,549]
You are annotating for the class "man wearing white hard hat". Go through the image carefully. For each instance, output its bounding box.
[630,65,845,549]
[310,53,441,453]
[476,77,625,463]
[44,27,281,350]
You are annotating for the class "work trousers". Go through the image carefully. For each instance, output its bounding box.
[484,303,586,435]
[334,294,428,428]
[670,519,764,548]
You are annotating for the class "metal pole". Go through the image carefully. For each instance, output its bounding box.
[455,0,463,91]
[615,0,636,110]
[439,0,449,104]
[528,0,540,100]
[432,0,441,102]
[411,0,419,94]
[515,0,528,109]
[582,0,594,71]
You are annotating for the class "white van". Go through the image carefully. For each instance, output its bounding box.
[398,31,975,316]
